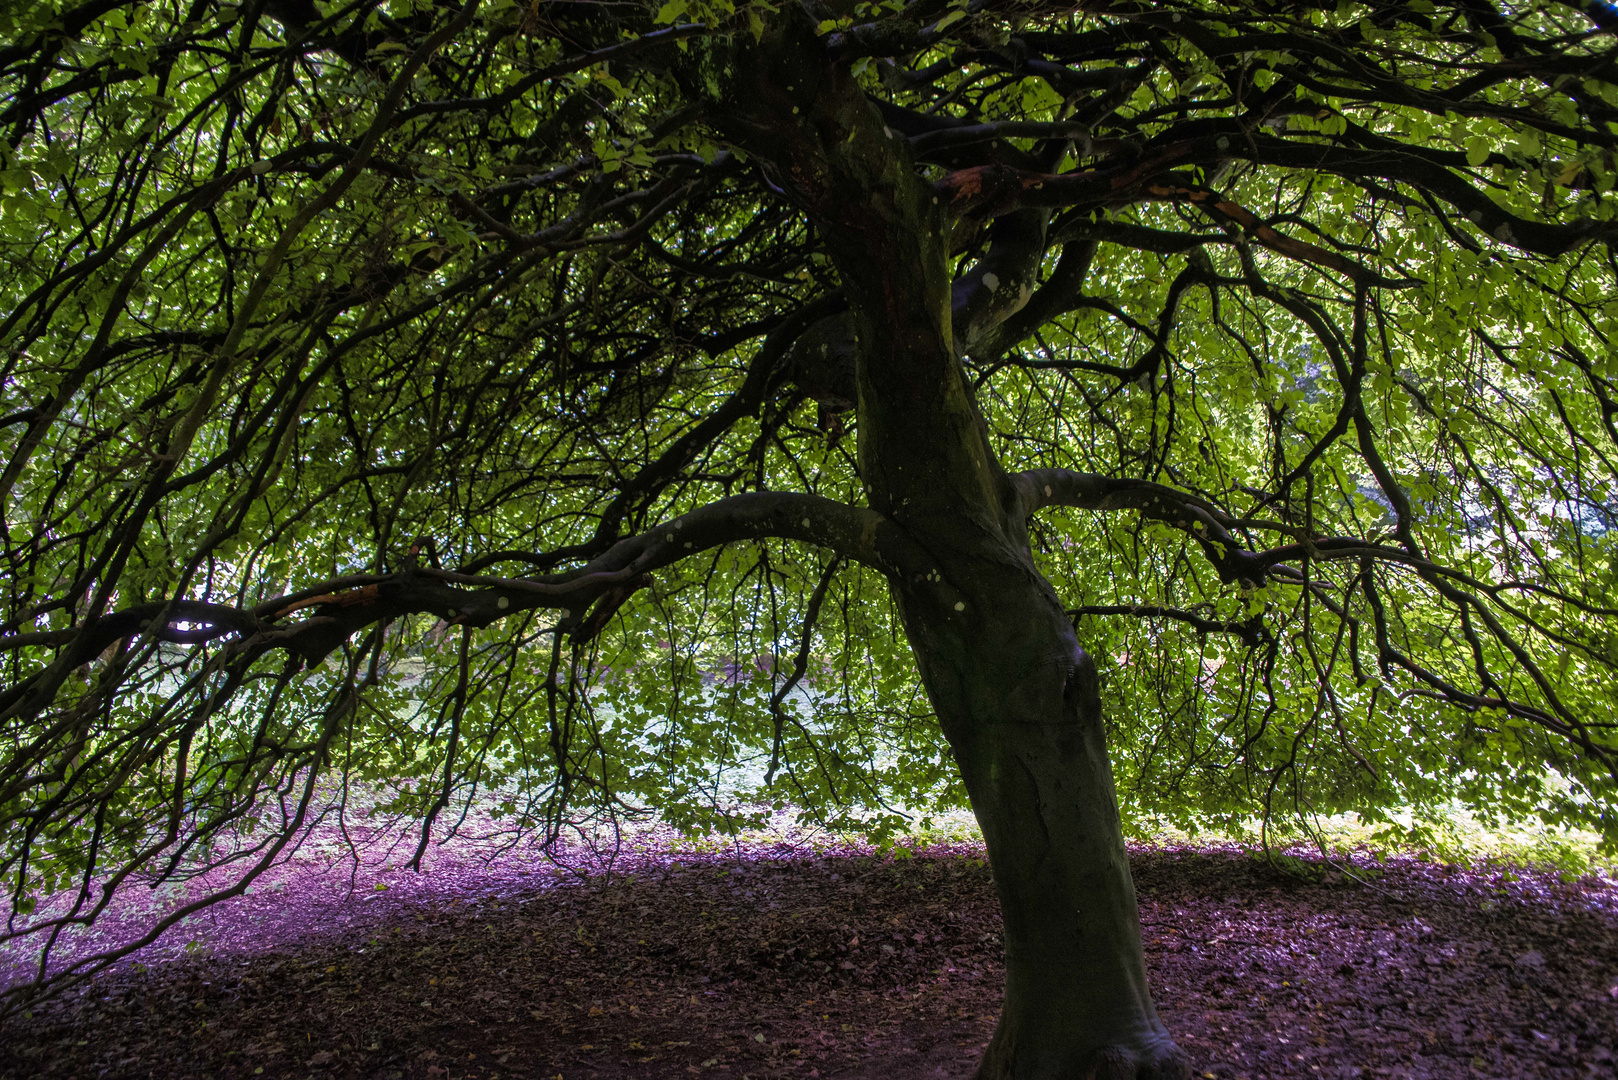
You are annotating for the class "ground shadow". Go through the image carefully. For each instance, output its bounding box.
[1,845,1614,1079]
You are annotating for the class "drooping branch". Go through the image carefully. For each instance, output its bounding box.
[582,294,845,547]
[1023,466,1618,778]
[1068,604,1267,646]
[0,492,941,724]
[934,162,1421,285]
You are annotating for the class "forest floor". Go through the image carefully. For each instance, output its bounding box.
[1,833,1615,1080]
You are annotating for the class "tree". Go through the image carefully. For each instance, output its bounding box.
[4,0,1618,1073]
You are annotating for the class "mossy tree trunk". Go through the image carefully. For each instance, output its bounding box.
[699,13,1190,1077]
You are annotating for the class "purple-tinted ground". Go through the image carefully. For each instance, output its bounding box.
[1,830,1616,1080]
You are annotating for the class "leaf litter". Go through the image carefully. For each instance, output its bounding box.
[1,837,1614,1080]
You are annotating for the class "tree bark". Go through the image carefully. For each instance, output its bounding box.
[897,561,1188,1079]
[699,11,1192,1075]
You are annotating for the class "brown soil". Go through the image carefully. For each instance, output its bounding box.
[2,845,1615,1080]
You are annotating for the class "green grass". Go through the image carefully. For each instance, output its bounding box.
[779,804,1618,879]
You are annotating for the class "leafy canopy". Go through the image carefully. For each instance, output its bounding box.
[3,0,1618,1001]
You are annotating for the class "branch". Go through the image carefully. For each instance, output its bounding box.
[934,131,1618,262]
[1068,604,1266,646]
[0,494,939,710]
[766,556,842,785]
[934,160,1410,285]
[1141,182,1409,287]
[1016,468,1236,525]
[909,119,1092,155]
[584,294,844,546]
[965,238,1099,363]
[1014,468,1266,584]
[952,209,1054,354]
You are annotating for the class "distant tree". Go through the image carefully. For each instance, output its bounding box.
[4,1,1618,1074]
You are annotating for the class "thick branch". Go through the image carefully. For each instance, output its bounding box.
[0,493,941,715]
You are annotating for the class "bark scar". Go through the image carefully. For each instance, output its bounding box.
[271,584,379,619]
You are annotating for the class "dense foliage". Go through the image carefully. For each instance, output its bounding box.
[3,0,1618,1006]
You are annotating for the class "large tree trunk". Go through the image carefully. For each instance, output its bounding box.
[700,13,1191,1075]
[897,561,1189,1080]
